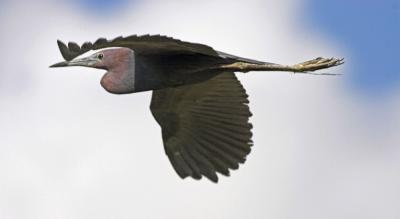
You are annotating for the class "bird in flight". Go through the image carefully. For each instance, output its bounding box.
[51,34,343,182]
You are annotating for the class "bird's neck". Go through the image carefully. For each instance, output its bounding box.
[100,51,171,94]
[100,51,136,94]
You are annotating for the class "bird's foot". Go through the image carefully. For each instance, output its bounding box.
[292,57,344,73]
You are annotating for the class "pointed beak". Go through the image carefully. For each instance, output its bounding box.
[50,56,98,68]
[49,61,69,67]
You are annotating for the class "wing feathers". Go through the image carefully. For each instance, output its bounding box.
[57,34,218,61]
[183,128,244,168]
[151,72,253,182]
[179,146,202,179]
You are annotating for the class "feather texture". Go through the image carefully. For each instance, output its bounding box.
[150,72,253,182]
[57,34,218,61]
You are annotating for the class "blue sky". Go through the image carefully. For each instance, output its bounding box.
[307,0,399,95]
[75,0,132,15]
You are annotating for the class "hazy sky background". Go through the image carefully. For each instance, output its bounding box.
[0,0,399,219]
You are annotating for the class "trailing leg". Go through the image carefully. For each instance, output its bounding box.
[218,57,344,75]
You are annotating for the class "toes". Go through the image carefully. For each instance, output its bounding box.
[315,57,344,68]
[295,57,344,72]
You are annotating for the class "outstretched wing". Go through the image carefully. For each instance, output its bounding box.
[150,72,253,182]
[56,34,218,61]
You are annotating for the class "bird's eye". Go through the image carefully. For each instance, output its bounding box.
[97,53,104,60]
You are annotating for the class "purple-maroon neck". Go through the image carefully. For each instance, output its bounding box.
[100,48,136,94]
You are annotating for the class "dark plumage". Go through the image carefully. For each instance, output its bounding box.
[51,34,343,182]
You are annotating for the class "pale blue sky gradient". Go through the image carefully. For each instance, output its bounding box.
[306,0,399,95]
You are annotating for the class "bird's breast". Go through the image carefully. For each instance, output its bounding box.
[100,70,136,94]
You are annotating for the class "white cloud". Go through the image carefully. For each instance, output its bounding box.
[0,0,399,219]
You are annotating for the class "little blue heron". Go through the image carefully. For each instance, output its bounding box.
[51,34,343,182]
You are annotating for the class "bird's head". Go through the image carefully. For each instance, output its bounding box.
[51,48,136,94]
